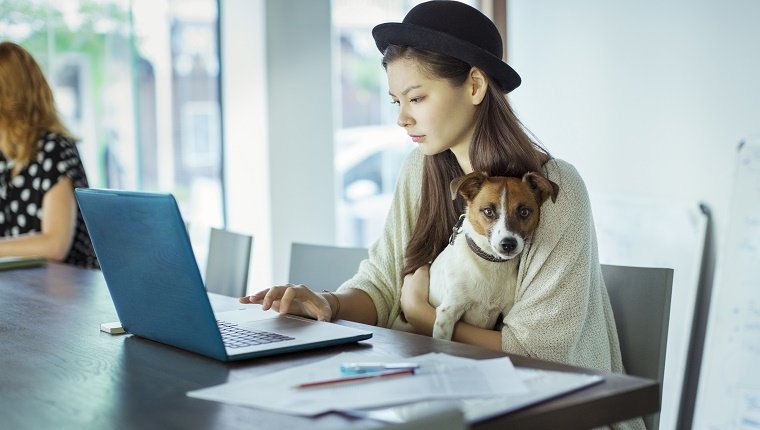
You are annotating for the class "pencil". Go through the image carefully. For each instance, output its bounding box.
[294,368,415,389]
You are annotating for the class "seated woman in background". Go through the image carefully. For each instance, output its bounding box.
[0,41,98,269]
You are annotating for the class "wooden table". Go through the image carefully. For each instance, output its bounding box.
[0,263,658,429]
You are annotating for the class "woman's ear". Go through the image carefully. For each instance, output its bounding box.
[469,67,488,105]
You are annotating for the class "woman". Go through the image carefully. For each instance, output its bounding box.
[243,0,623,378]
[0,41,98,269]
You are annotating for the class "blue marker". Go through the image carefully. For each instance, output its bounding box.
[340,362,420,375]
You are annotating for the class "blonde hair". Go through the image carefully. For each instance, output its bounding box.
[0,41,73,166]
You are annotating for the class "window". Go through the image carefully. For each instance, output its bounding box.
[181,102,221,169]
[1,0,224,229]
[332,0,414,247]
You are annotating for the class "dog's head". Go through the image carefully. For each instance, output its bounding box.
[450,171,559,259]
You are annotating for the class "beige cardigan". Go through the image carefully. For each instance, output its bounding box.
[338,148,623,370]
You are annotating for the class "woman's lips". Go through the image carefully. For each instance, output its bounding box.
[410,135,424,143]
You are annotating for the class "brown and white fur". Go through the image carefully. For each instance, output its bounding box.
[428,171,559,340]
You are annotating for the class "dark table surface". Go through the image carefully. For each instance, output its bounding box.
[0,263,658,429]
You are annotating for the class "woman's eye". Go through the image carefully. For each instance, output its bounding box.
[390,100,399,106]
[519,207,531,218]
[409,97,423,103]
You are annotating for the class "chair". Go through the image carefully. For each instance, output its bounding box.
[602,264,674,430]
[288,242,368,292]
[204,227,253,297]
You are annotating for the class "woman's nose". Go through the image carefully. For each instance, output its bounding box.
[396,107,413,128]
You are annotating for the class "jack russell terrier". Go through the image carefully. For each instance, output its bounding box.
[428,171,559,340]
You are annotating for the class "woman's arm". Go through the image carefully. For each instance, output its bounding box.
[400,265,502,352]
[0,177,76,260]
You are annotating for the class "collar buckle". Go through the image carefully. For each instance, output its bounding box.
[448,214,466,245]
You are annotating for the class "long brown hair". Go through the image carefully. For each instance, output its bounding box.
[0,41,73,166]
[382,45,552,276]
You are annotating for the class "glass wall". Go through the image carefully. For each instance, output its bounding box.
[332,0,414,247]
[0,0,224,232]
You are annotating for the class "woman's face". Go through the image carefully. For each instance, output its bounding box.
[387,58,478,157]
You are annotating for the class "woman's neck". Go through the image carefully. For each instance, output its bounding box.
[449,143,473,174]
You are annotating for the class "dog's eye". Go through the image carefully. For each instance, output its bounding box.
[482,208,495,218]
[518,207,531,218]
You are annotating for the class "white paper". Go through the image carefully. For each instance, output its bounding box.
[187,351,528,416]
[356,366,604,424]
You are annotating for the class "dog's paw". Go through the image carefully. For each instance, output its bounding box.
[432,320,454,340]
[433,305,459,340]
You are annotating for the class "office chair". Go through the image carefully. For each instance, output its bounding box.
[602,264,674,430]
[288,242,368,292]
[204,227,253,297]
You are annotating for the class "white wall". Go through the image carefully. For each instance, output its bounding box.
[507,0,760,238]
[221,0,271,292]
[221,0,335,290]
[266,0,336,285]
[507,1,760,428]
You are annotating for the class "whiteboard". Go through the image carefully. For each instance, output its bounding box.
[591,193,708,430]
[693,138,760,429]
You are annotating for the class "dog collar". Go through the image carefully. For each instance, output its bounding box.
[465,235,510,263]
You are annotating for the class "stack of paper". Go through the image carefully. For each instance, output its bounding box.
[358,364,604,424]
[188,352,604,423]
[187,352,528,416]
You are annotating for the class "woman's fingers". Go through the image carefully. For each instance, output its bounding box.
[277,285,300,315]
[239,288,270,304]
[262,285,292,310]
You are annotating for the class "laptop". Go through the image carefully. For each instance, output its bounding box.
[75,188,372,362]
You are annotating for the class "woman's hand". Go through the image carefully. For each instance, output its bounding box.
[239,284,333,321]
[400,264,436,335]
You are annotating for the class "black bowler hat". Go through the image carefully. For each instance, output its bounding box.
[372,0,521,93]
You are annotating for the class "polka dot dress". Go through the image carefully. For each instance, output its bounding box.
[0,132,99,269]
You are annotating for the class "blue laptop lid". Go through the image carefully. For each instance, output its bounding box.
[75,188,228,361]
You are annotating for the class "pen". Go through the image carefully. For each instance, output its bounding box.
[294,368,415,389]
[340,362,420,374]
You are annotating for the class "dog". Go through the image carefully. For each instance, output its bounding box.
[428,171,559,340]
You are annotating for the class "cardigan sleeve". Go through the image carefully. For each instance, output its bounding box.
[337,149,423,328]
[501,159,622,373]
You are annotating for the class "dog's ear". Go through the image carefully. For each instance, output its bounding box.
[450,171,489,201]
[523,172,559,204]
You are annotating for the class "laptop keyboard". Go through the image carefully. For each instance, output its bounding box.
[217,321,294,348]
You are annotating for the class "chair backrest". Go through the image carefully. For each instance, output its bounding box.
[602,264,673,430]
[204,228,253,297]
[288,242,368,292]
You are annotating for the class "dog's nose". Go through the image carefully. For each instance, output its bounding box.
[501,238,517,253]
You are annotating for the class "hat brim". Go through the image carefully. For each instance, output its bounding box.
[372,22,521,93]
